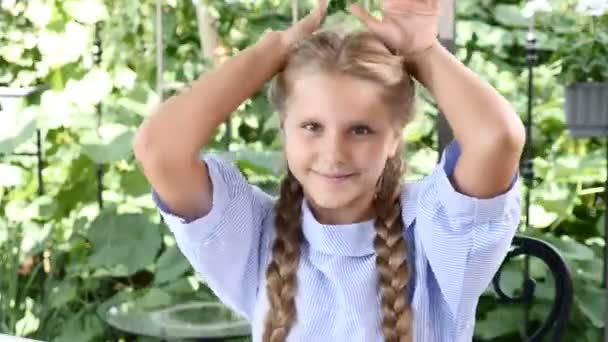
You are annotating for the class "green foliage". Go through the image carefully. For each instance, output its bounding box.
[0,0,605,340]
[87,210,162,276]
[544,2,608,84]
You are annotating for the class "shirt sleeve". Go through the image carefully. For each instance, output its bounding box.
[152,154,274,319]
[415,140,521,326]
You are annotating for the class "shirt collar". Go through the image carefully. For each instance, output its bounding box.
[300,183,418,257]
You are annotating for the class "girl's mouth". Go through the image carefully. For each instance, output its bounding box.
[313,170,357,182]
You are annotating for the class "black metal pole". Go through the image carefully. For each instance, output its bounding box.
[437,38,456,154]
[522,28,538,340]
[224,120,231,151]
[94,22,104,209]
[604,138,607,342]
[35,129,44,195]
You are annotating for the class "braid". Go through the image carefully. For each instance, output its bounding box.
[373,155,413,342]
[262,158,413,341]
[263,170,304,342]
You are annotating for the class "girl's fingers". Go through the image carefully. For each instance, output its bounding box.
[313,0,329,27]
[285,0,328,46]
[299,0,329,33]
[349,4,383,32]
[318,0,329,17]
[384,0,440,16]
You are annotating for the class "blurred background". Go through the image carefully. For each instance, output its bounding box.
[0,0,607,341]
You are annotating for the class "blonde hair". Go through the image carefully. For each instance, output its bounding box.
[264,29,417,342]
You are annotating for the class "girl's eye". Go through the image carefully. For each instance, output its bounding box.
[302,122,321,132]
[352,126,373,135]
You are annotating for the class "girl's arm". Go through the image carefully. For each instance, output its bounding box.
[133,31,287,220]
[133,32,283,218]
[350,2,525,199]
[134,0,327,220]
[405,41,525,198]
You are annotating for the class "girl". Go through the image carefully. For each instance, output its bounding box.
[133,0,525,341]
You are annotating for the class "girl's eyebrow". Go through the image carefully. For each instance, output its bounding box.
[347,118,375,125]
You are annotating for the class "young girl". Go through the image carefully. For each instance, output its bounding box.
[134,1,525,341]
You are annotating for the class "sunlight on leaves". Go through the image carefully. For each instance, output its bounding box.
[63,0,109,24]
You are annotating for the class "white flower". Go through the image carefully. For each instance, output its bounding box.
[522,0,553,18]
[576,0,608,16]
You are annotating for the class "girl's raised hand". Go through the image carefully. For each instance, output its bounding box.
[281,0,329,51]
[349,0,440,61]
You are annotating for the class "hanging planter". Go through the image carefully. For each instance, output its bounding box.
[537,0,608,137]
[564,82,608,137]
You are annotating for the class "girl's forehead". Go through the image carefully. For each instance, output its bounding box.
[286,73,389,120]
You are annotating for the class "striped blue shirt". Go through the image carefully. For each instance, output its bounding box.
[153,141,521,341]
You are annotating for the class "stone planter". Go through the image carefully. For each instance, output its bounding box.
[102,300,250,339]
[565,82,608,138]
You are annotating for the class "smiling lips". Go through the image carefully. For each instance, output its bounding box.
[313,170,357,182]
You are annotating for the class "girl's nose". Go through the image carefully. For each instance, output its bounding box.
[320,132,348,165]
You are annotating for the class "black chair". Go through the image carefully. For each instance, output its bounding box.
[492,235,574,342]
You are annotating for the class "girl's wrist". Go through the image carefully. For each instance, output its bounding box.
[402,39,442,82]
[401,38,441,64]
[256,30,289,71]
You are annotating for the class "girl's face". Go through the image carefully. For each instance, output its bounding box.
[282,72,401,224]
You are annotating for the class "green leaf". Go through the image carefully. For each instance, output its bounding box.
[135,288,173,309]
[87,210,162,276]
[154,245,191,285]
[121,167,152,197]
[24,0,53,27]
[215,150,284,175]
[494,5,529,28]
[583,327,603,341]
[48,280,78,308]
[0,103,37,154]
[38,22,90,68]
[475,306,522,339]
[576,284,606,328]
[54,312,105,342]
[573,258,603,283]
[15,297,39,336]
[541,235,595,261]
[262,113,280,132]
[112,66,138,90]
[532,279,556,301]
[323,10,365,31]
[96,288,134,319]
[81,124,134,163]
[0,44,25,64]
[535,183,574,215]
[405,146,437,179]
[492,266,521,297]
[554,155,580,180]
[82,130,133,163]
[404,113,434,143]
[596,215,605,237]
[66,69,113,108]
[159,277,199,295]
[38,90,74,129]
[63,0,108,24]
[529,300,555,324]
[529,204,559,229]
